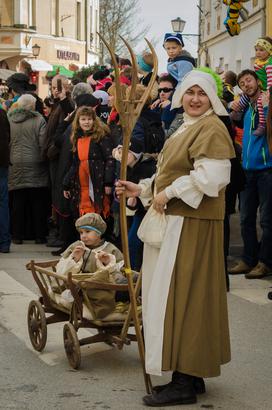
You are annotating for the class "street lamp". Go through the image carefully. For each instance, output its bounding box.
[171,17,200,37]
[32,43,41,59]
[171,17,186,33]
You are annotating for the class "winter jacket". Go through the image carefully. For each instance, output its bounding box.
[128,108,164,154]
[63,134,115,213]
[242,104,272,170]
[8,108,48,191]
[167,55,195,84]
[0,108,10,168]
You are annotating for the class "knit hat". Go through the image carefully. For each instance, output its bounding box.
[137,52,154,73]
[163,33,184,47]
[75,93,99,107]
[71,82,93,101]
[93,90,109,105]
[75,213,107,235]
[171,70,228,116]
[93,69,110,81]
[6,73,36,94]
[255,38,272,55]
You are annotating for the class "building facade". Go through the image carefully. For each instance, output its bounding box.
[198,0,268,73]
[0,0,100,96]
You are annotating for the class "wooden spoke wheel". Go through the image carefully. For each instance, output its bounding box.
[63,323,81,369]
[27,300,47,352]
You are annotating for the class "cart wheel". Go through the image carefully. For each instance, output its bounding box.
[27,300,47,351]
[268,291,272,300]
[63,323,81,369]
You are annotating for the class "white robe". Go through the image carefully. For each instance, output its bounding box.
[138,155,231,376]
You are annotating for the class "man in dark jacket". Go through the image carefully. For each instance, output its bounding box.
[0,108,11,252]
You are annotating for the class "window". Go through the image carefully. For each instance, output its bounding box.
[236,60,241,73]
[31,0,36,28]
[224,64,229,72]
[76,1,81,40]
[207,21,210,36]
[217,15,221,30]
[0,0,14,26]
[51,0,56,35]
[95,9,98,48]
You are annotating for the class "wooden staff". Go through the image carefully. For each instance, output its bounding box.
[97,33,158,394]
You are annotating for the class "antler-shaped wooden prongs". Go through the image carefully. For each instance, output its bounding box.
[97,32,158,394]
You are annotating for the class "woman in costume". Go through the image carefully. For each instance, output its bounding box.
[116,70,235,407]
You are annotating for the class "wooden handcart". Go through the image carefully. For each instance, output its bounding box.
[26,260,147,386]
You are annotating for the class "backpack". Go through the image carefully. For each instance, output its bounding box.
[138,117,165,154]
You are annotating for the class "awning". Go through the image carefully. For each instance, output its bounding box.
[46,65,74,78]
[0,68,16,80]
[25,59,53,72]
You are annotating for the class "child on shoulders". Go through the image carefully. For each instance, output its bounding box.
[163,33,195,85]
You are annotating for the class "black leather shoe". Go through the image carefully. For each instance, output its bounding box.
[152,373,205,395]
[143,373,196,407]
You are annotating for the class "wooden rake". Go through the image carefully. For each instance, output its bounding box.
[98,32,158,394]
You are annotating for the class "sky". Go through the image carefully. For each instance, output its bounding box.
[136,0,200,73]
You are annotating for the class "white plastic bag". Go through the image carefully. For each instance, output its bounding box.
[137,205,167,248]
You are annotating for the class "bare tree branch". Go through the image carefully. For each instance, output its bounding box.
[99,0,150,63]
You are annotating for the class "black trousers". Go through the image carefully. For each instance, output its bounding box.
[11,187,49,240]
[58,214,78,246]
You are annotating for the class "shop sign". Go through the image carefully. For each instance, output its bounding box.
[57,50,80,61]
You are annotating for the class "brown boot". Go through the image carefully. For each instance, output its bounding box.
[245,262,272,279]
[228,260,253,275]
[143,372,196,407]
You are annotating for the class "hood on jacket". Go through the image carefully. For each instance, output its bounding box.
[8,108,40,123]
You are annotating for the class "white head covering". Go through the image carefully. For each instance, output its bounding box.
[171,70,228,116]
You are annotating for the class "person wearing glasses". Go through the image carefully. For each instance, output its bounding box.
[151,74,180,132]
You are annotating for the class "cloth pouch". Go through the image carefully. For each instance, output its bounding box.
[137,205,167,248]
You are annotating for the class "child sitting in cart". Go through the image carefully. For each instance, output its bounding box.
[54,213,137,319]
[56,212,126,284]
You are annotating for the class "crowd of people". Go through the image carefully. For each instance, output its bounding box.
[0,31,272,406]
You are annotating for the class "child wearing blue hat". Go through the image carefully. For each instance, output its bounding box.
[163,33,196,84]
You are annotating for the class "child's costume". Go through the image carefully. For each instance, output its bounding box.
[55,213,127,319]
